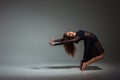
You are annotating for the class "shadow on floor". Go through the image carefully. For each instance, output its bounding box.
[86,66,103,70]
[30,65,103,71]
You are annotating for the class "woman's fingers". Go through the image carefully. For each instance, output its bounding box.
[50,38,54,42]
[49,37,55,46]
[49,41,54,46]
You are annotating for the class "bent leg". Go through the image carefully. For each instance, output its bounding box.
[81,53,104,71]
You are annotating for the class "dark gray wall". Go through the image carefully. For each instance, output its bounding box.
[0,0,119,65]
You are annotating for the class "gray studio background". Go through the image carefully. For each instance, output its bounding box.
[0,0,119,66]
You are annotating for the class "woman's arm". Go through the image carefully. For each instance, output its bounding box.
[54,38,64,42]
[50,38,63,42]
[53,36,80,46]
[49,38,63,46]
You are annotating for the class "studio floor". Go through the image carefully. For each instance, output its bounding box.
[0,63,119,80]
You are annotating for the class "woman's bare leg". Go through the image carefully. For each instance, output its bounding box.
[81,53,104,71]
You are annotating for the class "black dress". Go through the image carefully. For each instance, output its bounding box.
[54,30,104,62]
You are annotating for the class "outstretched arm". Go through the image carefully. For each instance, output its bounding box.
[50,36,80,46]
[49,37,64,46]
[54,38,64,42]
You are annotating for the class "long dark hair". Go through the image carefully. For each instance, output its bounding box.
[62,33,76,57]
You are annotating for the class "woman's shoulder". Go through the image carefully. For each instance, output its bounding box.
[76,29,85,36]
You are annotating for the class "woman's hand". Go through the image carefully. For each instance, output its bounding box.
[49,38,55,46]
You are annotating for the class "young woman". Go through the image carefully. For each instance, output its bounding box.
[49,30,104,71]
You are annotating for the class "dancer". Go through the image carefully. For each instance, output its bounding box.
[49,30,104,71]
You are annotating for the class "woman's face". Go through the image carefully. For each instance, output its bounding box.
[66,31,76,37]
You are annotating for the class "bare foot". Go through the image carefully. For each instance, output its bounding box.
[80,61,83,71]
[80,62,88,71]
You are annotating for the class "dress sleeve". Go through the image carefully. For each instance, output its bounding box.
[53,36,80,46]
[54,38,64,42]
